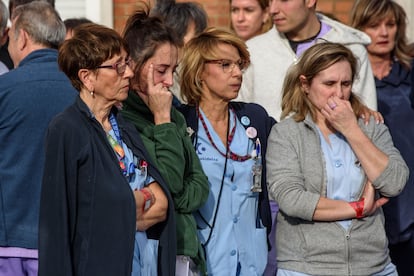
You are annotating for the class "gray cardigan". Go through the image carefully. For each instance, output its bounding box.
[266,115,408,275]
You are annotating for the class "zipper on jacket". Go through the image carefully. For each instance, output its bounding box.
[345,232,351,275]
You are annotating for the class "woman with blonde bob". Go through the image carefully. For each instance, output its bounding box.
[178,27,274,275]
[267,42,408,276]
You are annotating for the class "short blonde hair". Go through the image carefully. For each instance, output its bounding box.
[180,27,250,105]
[281,42,364,122]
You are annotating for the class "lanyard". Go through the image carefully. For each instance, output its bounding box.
[107,113,134,177]
[109,113,122,145]
[107,133,127,174]
[197,107,251,162]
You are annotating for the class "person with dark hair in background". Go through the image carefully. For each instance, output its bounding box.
[0,2,76,275]
[350,1,414,275]
[63,17,93,40]
[121,4,209,275]
[178,27,274,275]
[151,1,207,48]
[267,42,408,276]
[39,22,175,276]
[151,1,208,106]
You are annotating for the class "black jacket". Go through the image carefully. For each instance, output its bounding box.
[39,97,176,276]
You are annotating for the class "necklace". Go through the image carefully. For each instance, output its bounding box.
[373,59,393,80]
[197,106,251,162]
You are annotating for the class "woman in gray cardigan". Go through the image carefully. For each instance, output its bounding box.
[266,42,408,276]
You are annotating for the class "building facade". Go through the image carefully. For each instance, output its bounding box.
[112,0,413,42]
[1,0,412,41]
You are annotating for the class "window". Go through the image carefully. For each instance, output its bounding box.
[56,0,113,28]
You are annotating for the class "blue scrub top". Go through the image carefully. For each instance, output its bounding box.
[317,129,364,229]
[194,108,267,275]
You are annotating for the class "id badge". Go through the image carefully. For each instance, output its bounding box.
[251,138,262,193]
[139,159,148,177]
[251,161,262,193]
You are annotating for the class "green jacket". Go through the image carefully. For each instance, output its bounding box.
[121,91,209,273]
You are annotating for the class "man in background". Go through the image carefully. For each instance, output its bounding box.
[0,2,76,275]
[0,0,55,70]
[8,0,55,16]
[237,0,377,121]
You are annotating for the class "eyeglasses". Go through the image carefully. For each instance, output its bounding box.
[205,59,247,73]
[96,58,132,76]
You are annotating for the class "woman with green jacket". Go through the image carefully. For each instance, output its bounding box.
[121,7,209,275]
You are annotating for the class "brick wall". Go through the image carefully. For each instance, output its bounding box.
[113,0,155,33]
[113,0,356,34]
[317,0,356,23]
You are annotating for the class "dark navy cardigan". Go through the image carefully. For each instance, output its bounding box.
[39,97,176,276]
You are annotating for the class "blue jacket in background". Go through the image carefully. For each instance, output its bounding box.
[376,61,414,244]
[0,48,77,249]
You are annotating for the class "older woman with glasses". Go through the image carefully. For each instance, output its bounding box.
[39,23,175,276]
[178,27,274,275]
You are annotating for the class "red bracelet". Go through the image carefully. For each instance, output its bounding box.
[349,197,365,219]
[140,188,152,211]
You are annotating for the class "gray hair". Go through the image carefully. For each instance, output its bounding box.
[11,1,65,49]
[0,1,8,34]
[9,0,55,18]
